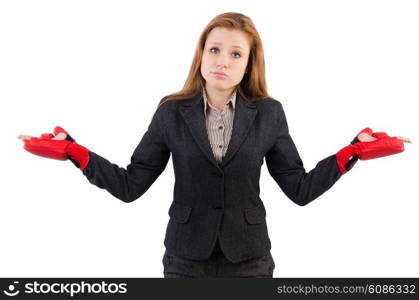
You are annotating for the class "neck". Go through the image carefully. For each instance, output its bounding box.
[204,85,235,110]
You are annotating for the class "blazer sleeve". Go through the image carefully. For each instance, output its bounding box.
[81,104,171,203]
[265,102,342,206]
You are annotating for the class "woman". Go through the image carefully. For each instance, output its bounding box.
[18,12,410,278]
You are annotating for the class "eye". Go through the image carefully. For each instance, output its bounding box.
[232,52,241,58]
[209,47,241,58]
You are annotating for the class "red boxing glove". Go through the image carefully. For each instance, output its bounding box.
[336,127,405,174]
[22,126,90,170]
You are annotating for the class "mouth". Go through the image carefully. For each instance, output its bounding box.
[212,71,228,78]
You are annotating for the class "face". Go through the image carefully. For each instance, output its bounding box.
[201,27,251,94]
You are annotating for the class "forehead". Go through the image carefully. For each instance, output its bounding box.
[205,27,250,50]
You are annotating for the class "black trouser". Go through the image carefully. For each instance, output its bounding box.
[163,238,275,278]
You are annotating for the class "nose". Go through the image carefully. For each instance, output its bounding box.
[216,53,230,69]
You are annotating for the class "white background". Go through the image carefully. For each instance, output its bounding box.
[1,0,418,277]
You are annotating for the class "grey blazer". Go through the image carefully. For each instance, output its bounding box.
[82,90,342,263]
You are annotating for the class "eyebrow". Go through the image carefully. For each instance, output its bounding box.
[209,42,244,49]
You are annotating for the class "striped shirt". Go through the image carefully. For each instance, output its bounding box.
[202,88,237,163]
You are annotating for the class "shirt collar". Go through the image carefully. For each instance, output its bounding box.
[203,87,237,117]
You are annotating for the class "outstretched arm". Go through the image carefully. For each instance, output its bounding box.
[265,102,341,206]
[265,102,410,206]
[82,106,171,202]
[18,104,171,203]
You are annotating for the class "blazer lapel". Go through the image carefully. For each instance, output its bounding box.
[220,92,257,167]
[179,91,258,170]
[179,92,219,169]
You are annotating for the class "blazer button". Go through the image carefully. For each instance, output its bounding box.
[213,205,223,210]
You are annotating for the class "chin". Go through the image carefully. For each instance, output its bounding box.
[207,80,234,91]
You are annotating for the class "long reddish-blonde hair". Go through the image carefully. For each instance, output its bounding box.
[160,12,270,105]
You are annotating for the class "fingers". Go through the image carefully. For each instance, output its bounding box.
[356,127,373,137]
[357,132,378,142]
[395,136,411,143]
[17,135,33,141]
[52,132,67,140]
[356,131,411,144]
